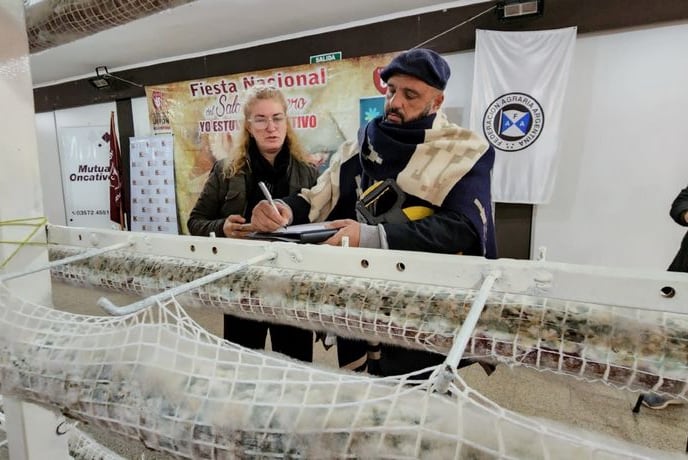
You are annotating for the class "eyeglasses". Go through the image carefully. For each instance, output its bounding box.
[249,115,287,129]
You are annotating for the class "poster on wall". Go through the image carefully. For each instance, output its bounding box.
[145,52,396,234]
[58,126,113,228]
[129,134,178,234]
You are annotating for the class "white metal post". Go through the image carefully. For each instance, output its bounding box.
[3,399,70,460]
[0,1,70,459]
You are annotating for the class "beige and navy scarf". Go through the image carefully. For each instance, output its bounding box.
[301,112,496,257]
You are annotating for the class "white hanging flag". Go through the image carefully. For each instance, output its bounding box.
[470,27,576,203]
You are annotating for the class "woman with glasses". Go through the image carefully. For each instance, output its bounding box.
[188,85,318,362]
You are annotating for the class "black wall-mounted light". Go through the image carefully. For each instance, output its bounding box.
[88,66,143,89]
[496,0,544,19]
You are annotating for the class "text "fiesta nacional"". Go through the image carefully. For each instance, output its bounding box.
[188,68,327,97]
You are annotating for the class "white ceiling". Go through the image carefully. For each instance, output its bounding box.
[28,0,489,87]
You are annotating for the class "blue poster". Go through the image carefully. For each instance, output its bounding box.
[359,96,385,128]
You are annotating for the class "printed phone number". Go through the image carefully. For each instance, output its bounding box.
[71,210,108,216]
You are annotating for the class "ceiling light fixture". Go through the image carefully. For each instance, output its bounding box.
[88,65,143,90]
[496,0,544,19]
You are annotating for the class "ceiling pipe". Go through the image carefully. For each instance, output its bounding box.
[25,0,197,53]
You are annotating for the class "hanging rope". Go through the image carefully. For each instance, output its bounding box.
[0,217,48,270]
[411,5,496,50]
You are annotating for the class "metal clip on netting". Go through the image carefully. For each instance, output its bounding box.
[97,249,278,316]
[431,270,500,393]
[0,240,133,283]
[0,396,124,459]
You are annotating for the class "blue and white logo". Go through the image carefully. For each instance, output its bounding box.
[482,93,544,152]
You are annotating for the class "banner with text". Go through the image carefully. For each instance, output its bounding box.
[145,53,395,234]
[470,28,576,204]
[58,126,113,228]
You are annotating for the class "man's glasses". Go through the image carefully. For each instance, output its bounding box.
[249,114,287,129]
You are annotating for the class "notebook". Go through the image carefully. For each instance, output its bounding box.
[248,223,338,243]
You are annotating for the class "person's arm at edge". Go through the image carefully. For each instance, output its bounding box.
[670,185,688,226]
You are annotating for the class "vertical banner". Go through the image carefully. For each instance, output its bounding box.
[58,126,112,228]
[107,111,126,230]
[470,27,576,204]
[145,53,396,234]
[129,134,178,234]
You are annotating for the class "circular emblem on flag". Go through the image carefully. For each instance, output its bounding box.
[482,92,544,152]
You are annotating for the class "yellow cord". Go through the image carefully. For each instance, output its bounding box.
[0,216,46,225]
[0,217,48,270]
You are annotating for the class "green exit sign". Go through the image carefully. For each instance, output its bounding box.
[309,52,342,64]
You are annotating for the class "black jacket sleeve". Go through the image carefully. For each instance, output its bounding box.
[280,162,319,224]
[670,186,688,227]
[282,194,313,225]
[382,209,480,255]
[187,161,227,237]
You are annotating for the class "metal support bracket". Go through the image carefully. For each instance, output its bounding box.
[0,240,133,283]
[431,270,501,393]
[97,248,278,316]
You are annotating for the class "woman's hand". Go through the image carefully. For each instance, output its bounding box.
[251,200,291,232]
[222,215,253,238]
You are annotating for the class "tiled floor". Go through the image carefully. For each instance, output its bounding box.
[460,363,688,456]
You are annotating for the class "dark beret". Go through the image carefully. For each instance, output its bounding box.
[380,48,451,90]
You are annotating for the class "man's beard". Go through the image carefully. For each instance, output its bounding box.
[384,101,434,124]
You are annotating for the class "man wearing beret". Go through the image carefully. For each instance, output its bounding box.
[252,48,496,375]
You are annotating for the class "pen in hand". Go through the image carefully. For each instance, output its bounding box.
[258,181,281,216]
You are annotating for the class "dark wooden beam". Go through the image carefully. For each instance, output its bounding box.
[495,203,533,259]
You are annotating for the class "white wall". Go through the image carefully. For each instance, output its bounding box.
[37,21,688,271]
[442,51,475,126]
[443,23,688,270]
[35,111,64,225]
[531,22,688,270]
[35,102,116,226]
[132,96,152,137]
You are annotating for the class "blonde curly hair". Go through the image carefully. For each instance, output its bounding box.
[223,85,309,178]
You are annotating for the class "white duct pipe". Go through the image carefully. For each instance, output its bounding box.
[25,0,199,52]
